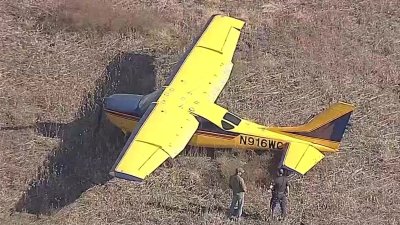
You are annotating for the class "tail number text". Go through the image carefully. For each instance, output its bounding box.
[239,136,284,149]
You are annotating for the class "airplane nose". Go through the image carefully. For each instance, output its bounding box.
[101,94,143,116]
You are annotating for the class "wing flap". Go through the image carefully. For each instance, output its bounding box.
[111,103,199,180]
[133,103,198,157]
[282,142,325,175]
[113,141,169,180]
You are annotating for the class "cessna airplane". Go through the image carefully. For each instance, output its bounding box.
[103,15,354,182]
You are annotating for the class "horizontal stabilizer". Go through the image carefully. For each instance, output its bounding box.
[282,142,325,175]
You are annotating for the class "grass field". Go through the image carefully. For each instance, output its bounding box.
[0,0,399,224]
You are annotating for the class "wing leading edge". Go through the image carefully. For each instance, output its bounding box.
[110,15,245,181]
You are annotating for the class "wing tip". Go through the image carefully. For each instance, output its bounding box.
[209,14,246,29]
[110,171,145,184]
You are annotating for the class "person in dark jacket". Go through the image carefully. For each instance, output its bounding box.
[229,167,247,220]
[270,168,289,220]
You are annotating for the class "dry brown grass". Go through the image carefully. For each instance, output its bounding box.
[35,0,166,35]
[0,0,399,224]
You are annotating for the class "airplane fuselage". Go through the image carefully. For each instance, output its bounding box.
[103,92,347,155]
[104,109,287,151]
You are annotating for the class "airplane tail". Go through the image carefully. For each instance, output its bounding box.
[271,102,355,150]
[271,102,355,175]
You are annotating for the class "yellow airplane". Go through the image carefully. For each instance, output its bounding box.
[103,15,355,182]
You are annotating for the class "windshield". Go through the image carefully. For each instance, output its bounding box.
[137,89,163,114]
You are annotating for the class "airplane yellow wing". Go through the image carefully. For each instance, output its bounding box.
[281,142,325,175]
[110,15,245,181]
[110,102,199,181]
[165,15,244,102]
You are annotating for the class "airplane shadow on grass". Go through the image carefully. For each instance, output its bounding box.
[14,53,157,216]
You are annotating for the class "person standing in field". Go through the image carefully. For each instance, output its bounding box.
[229,167,247,221]
[269,168,290,220]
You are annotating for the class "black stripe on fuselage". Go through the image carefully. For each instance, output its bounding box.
[196,130,237,139]
[104,109,141,120]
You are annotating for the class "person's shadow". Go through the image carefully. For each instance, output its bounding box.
[12,53,156,216]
